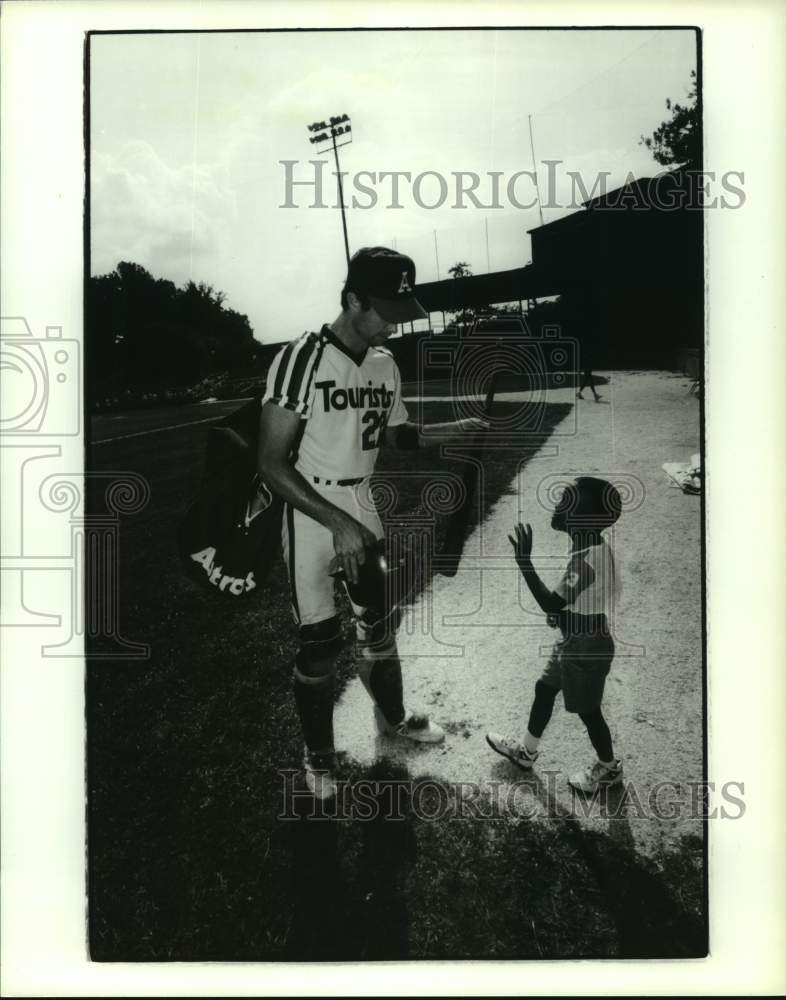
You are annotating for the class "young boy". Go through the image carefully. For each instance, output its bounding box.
[486,476,623,793]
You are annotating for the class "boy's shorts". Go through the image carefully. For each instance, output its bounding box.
[539,632,614,714]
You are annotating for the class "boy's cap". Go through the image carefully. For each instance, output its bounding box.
[346,246,427,323]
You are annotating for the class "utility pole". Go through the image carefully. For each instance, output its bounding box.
[307,113,352,266]
[528,113,544,228]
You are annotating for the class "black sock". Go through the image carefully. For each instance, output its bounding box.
[578,708,614,763]
[293,661,335,754]
[369,657,405,726]
[528,681,557,738]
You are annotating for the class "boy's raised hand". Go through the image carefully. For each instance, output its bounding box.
[508,522,534,566]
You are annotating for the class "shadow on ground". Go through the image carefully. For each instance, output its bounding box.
[279,758,706,961]
[86,395,705,960]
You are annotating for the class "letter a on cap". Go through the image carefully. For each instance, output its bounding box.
[398,271,412,294]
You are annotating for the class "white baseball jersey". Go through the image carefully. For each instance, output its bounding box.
[262,325,409,481]
[556,539,619,616]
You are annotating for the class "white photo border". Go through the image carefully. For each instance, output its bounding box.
[1,0,785,995]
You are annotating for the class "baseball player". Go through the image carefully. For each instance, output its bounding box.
[258,246,487,798]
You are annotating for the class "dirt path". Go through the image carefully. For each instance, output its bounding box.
[335,372,702,860]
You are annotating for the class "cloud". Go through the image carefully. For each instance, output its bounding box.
[91,140,236,280]
[263,68,400,122]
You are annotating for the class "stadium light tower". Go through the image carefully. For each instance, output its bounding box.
[306,113,353,266]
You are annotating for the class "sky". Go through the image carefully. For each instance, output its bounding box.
[90,28,697,343]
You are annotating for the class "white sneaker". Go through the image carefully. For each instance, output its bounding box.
[568,759,623,793]
[303,749,338,800]
[375,708,445,744]
[486,732,538,770]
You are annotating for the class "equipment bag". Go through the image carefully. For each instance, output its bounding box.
[177,397,283,598]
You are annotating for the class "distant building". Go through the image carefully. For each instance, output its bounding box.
[414,167,703,367]
[528,168,702,366]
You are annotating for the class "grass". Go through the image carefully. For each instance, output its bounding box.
[87,396,706,961]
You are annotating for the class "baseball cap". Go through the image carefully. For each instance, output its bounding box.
[346,246,427,323]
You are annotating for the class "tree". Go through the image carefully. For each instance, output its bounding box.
[445,261,492,331]
[489,303,524,316]
[641,70,698,167]
[86,261,257,404]
[446,261,475,330]
[444,264,534,331]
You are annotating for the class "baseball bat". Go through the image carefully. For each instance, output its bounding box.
[438,370,498,577]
